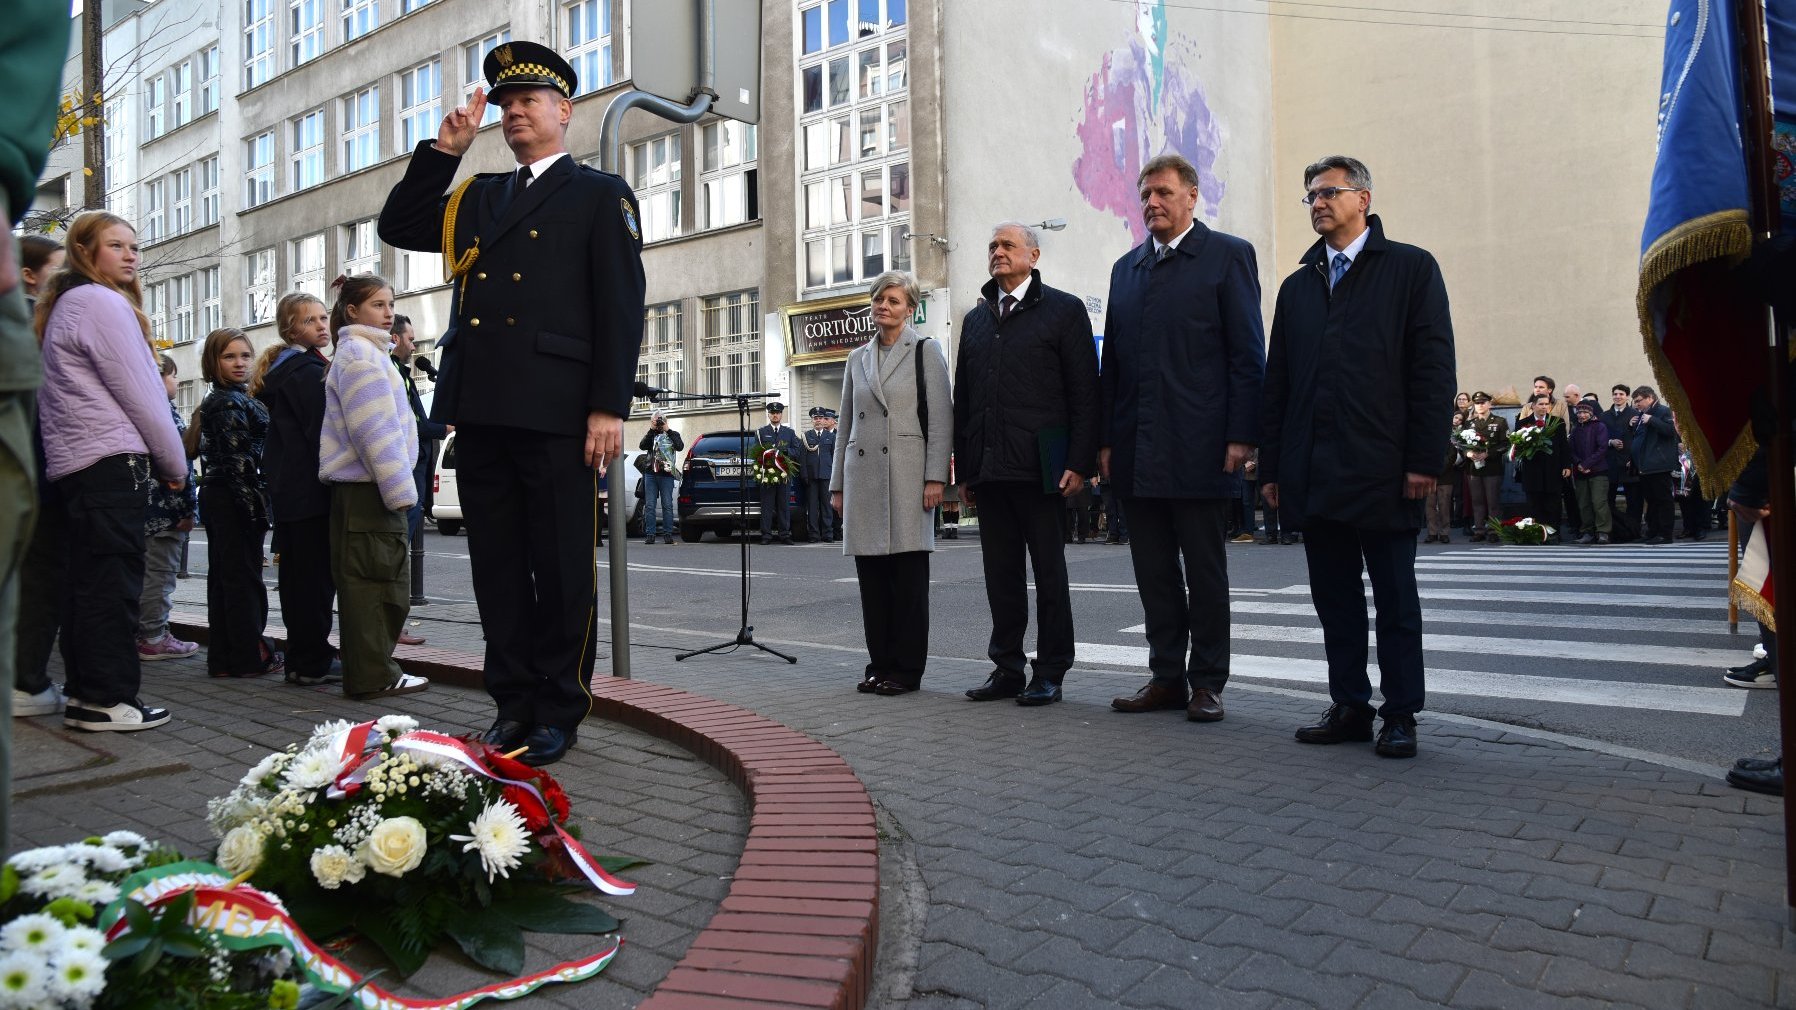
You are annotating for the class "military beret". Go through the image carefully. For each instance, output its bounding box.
[484,41,577,101]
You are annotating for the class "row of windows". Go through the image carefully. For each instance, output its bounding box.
[145,267,222,349]
[242,222,443,325]
[800,0,907,56]
[632,291,764,411]
[622,121,761,243]
[143,44,221,142]
[242,0,609,96]
[139,157,222,245]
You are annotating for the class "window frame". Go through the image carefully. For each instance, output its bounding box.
[699,121,758,231]
[245,132,276,207]
[291,0,326,68]
[700,289,762,399]
[245,0,276,89]
[199,45,220,114]
[198,156,220,226]
[341,83,381,173]
[564,0,613,96]
[289,232,327,300]
[170,168,192,236]
[291,109,325,192]
[343,219,380,277]
[144,74,167,140]
[168,274,194,347]
[463,30,512,127]
[171,60,193,129]
[245,248,277,325]
[342,0,379,41]
[142,178,165,244]
[635,302,685,412]
[199,265,222,334]
[398,59,441,153]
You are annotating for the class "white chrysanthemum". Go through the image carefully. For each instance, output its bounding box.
[449,800,531,882]
[374,714,418,736]
[66,844,131,874]
[307,845,366,890]
[100,830,147,850]
[0,914,65,953]
[281,748,348,792]
[72,878,120,905]
[20,862,87,900]
[240,751,289,787]
[216,825,266,876]
[60,927,103,956]
[5,846,73,873]
[0,951,50,1007]
[46,948,107,1002]
[305,719,354,750]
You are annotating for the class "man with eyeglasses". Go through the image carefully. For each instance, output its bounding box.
[1261,155,1455,759]
[1628,385,1679,544]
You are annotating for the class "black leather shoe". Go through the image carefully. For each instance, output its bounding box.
[520,725,577,766]
[965,672,1024,701]
[1375,715,1419,758]
[481,719,531,750]
[1295,704,1374,744]
[1727,759,1782,795]
[1735,755,1780,772]
[1016,677,1062,707]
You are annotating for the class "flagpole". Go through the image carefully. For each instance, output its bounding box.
[1732,0,1796,929]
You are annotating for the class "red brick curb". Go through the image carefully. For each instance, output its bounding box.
[169,613,880,1010]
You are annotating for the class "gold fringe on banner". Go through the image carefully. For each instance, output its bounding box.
[1731,577,1776,632]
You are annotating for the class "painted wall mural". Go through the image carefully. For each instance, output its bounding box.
[1073,0,1226,246]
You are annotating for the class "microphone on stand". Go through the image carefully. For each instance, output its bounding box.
[413,356,438,380]
[633,380,668,402]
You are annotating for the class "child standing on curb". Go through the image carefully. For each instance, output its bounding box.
[320,274,427,700]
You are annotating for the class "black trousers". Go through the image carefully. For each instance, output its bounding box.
[1302,519,1425,718]
[975,481,1073,683]
[806,478,835,539]
[15,479,65,696]
[1525,487,1562,531]
[759,479,792,536]
[1638,472,1675,539]
[273,515,336,678]
[201,486,269,676]
[456,426,599,731]
[853,551,930,688]
[1121,496,1229,694]
[56,454,149,707]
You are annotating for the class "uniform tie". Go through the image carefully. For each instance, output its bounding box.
[1329,252,1350,290]
[516,165,533,189]
[999,294,1017,320]
[1155,244,1175,265]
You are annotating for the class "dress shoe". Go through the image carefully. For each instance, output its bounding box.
[520,725,577,766]
[1186,688,1224,722]
[1596,533,1610,544]
[759,535,772,545]
[855,673,881,694]
[1111,681,1187,713]
[481,719,531,750]
[1577,533,1595,545]
[1727,759,1782,796]
[1279,534,1301,545]
[872,679,916,696]
[1736,755,1780,772]
[778,534,795,545]
[397,631,427,646]
[1375,715,1419,758]
[965,672,1024,701]
[1016,677,1062,707]
[1295,703,1375,744]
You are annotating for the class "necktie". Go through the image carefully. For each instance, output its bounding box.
[1155,244,1174,265]
[1329,252,1350,289]
[516,165,533,190]
[495,166,532,220]
[999,294,1016,320]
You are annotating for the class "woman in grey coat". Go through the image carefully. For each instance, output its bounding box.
[830,271,953,695]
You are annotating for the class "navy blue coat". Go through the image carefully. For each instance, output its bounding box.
[804,427,836,482]
[1260,216,1456,532]
[1099,223,1265,498]
[756,423,803,484]
[1629,401,1679,475]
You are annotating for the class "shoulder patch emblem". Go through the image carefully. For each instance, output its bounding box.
[621,197,640,241]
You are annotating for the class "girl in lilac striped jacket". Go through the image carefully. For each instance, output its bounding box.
[319,274,427,700]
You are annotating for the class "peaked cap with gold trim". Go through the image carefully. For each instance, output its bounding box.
[483,40,577,100]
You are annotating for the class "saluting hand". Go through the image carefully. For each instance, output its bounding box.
[435,87,486,157]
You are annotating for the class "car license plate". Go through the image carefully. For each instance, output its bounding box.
[715,464,743,477]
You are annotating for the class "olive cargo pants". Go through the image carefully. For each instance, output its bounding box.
[328,482,408,694]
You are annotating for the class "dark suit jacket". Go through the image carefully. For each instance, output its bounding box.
[1260,215,1456,532]
[1514,414,1569,494]
[378,143,645,436]
[1099,222,1265,498]
[756,423,802,484]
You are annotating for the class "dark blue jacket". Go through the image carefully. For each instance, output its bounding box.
[1629,401,1679,475]
[804,427,836,482]
[1099,222,1264,498]
[1260,216,1456,532]
[756,423,803,484]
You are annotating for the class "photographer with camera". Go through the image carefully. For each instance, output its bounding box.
[638,409,684,545]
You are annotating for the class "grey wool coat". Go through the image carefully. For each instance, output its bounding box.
[830,325,953,556]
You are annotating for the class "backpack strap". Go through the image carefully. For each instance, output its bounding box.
[914,337,930,441]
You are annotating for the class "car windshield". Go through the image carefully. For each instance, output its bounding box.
[693,435,752,459]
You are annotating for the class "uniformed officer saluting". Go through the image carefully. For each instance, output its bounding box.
[378,41,645,767]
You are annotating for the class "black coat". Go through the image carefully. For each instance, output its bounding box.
[1260,216,1456,532]
[953,271,1100,486]
[256,347,331,524]
[378,144,645,435]
[1514,414,1569,494]
[1630,401,1679,475]
[1100,223,1265,498]
[1601,405,1636,476]
[756,423,802,484]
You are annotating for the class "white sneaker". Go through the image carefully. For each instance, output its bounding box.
[13,685,63,717]
[63,697,171,732]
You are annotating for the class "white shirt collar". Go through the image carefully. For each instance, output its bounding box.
[1153,221,1196,256]
[1326,225,1370,264]
[1000,274,1032,302]
[516,151,567,184]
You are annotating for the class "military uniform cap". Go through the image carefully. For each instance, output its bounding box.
[767,402,787,413]
[484,41,577,100]
[808,406,825,418]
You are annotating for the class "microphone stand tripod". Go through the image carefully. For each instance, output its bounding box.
[648,387,797,664]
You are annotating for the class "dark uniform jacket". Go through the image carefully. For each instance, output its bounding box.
[257,347,331,524]
[377,143,645,435]
[1514,413,1569,494]
[1260,215,1456,532]
[804,428,837,482]
[756,423,803,483]
[1100,222,1265,498]
[1462,413,1509,478]
[953,270,1099,487]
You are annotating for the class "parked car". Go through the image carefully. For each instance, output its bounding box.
[676,430,808,542]
[432,431,646,537]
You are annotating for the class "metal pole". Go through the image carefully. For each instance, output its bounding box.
[408,521,426,606]
[596,0,718,678]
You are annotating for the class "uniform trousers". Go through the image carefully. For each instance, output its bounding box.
[273,516,336,678]
[201,486,270,677]
[759,479,793,537]
[137,530,185,642]
[1121,496,1230,694]
[853,550,930,689]
[1467,472,1503,532]
[56,453,149,707]
[328,482,408,694]
[975,481,1073,684]
[1302,519,1425,718]
[806,478,836,539]
[455,426,598,731]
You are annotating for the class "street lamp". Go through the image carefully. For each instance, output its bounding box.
[1030,218,1068,232]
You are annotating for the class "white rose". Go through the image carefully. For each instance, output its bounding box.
[361,817,427,878]
[308,845,367,890]
[216,825,266,876]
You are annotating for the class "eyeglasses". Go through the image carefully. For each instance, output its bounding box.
[1302,186,1365,206]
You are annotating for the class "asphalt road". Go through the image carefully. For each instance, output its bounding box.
[186,523,1774,769]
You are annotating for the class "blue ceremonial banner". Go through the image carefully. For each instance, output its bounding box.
[1636,0,1786,491]
[1773,2,1795,228]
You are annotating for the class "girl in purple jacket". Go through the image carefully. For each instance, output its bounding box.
[34,212,184,732]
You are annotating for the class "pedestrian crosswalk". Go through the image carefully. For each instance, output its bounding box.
[1072,542,1754,716]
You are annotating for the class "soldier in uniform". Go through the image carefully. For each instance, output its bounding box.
[377,41,645,766]
[756,402,803,544]
[804,407,838,542]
